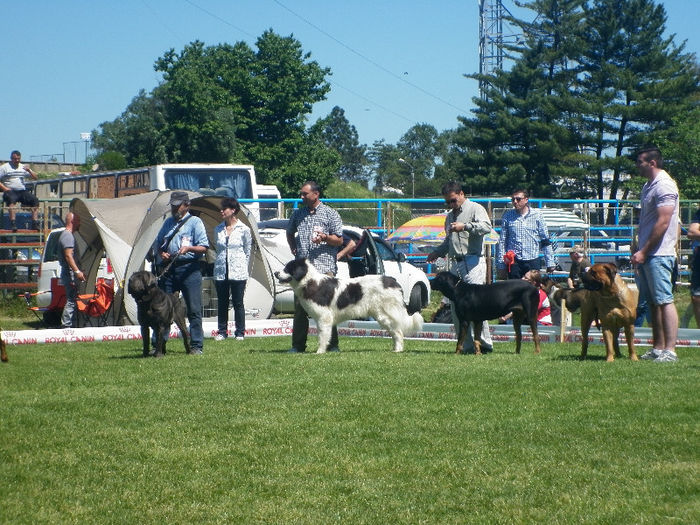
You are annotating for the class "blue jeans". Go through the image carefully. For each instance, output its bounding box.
[160,262,203,350]
[215,279,246,337]
[508,258,541,279]
[60,268,78,328]
[636,256,675,306]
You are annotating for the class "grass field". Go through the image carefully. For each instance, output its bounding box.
[1,335,698,524]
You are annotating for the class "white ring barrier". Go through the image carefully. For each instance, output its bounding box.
[2,320,698,348]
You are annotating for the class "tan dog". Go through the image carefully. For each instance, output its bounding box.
[579,263,638,361]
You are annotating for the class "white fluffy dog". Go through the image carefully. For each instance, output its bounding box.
[276,258,424,353]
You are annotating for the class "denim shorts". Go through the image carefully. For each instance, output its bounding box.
[636,256,675,306]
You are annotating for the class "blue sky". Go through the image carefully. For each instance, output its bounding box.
[2,0,698,164]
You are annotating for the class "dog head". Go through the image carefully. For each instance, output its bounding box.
[549,285,588,312]
[430,272,459,301]
[127,271,158,302]
[275,258,311,285]
[582,262,618,292]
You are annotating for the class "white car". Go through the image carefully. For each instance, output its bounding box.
[257,220,430,315]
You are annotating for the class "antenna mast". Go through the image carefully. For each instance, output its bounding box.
[478,0,522,100]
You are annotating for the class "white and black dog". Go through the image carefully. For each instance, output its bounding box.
[275,258,424,353]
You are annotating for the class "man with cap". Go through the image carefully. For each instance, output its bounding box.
[154,191,209,354]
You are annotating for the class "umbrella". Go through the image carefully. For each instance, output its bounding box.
[386,213,447,244]
[538,207,588,233]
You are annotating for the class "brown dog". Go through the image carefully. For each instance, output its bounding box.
[578,263,638,361]
[1,330,7,363]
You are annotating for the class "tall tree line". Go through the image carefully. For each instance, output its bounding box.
[92,1,699,199]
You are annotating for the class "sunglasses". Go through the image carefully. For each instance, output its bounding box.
[511,196,526,202]
[445,198,459,205]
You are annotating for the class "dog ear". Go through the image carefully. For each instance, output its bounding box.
[292,259,308,282]
[603,263,617,280]
[144,273,157,290]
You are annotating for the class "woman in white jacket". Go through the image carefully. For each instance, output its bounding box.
[213,197,252,341]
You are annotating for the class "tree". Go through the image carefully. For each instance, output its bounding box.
[578,0,700,201]
[93,31,333,195]
[649,102,700,199]
[91,89,170,167]
[367,124,447,197]
[449,0,699,199]
[309,106,370,186]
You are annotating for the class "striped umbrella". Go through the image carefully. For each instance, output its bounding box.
[386,213,448,244]
[537,207,588,233]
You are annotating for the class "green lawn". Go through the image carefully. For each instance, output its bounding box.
[1,336,698,524]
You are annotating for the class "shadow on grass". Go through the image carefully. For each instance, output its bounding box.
[553,354,630,362]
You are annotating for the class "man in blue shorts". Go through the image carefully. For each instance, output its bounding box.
[631,147,680,363]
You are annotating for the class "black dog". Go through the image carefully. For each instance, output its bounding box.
[430,272,541,355]
[127,271,191,357]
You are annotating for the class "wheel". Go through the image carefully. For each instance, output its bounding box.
[407,284,423,314]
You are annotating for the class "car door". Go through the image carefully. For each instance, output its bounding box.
[364,231,414,294]
[357,229,385,277]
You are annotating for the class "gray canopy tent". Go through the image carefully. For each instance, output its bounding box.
[70,190,276,325]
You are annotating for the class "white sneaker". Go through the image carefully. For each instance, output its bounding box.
[235,336,244,341]
[654,350,678,363]
[214,334,226,341]
[640,348,662,360]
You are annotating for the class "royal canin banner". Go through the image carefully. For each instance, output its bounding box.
[1,321,698,348]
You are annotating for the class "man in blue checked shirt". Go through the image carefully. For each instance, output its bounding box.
[497,188,556,279]
[154,191,209,355]
[286,181,343,353]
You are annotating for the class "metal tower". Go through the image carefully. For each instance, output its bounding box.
[478,0,522,99]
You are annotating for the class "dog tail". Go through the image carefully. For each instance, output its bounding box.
[403,312,424,337]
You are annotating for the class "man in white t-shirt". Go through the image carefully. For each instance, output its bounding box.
[0,150,39,231]
[631,147,680,363]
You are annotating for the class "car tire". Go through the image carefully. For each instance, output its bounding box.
[407,284,423,314]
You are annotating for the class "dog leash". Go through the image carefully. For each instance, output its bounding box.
[155,253,180,281]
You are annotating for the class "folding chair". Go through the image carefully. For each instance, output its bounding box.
[77,278,115,326]
[23,277,66,327]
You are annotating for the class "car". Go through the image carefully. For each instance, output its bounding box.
[257,219,431,315]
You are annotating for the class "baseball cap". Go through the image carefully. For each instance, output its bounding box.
[169,191,190,206]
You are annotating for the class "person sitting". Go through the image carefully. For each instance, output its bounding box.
[566,245,591,289]
[499,269,552,325]
[0,150,40,231]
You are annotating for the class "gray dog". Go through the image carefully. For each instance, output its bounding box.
[127,271,191,357]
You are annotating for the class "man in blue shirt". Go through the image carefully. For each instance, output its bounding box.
[155,191,209,354]
[497,188,555,279]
